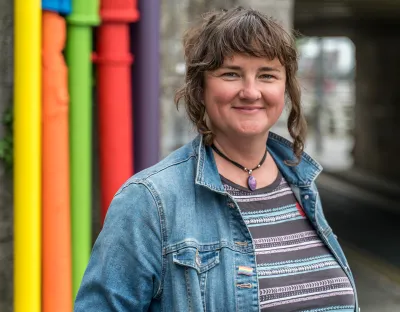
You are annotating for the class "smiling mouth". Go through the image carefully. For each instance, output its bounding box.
[233,107,265,112]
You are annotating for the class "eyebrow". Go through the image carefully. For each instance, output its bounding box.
[220,65,281,72]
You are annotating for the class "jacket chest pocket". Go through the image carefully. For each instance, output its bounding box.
[173,248,220,273]
[172,247,220,311]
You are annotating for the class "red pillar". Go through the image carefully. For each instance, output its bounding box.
[94,1,139,223]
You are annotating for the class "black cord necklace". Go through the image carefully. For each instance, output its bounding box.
[211,144,268,191]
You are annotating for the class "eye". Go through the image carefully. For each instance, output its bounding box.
[259,74,275,80]
[221,72,240,78]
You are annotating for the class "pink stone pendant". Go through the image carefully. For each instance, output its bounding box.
[247,175,257,191]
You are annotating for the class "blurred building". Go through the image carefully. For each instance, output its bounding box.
[295,0,400,182]
[297,37,355,137]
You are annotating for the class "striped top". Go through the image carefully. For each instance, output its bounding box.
[222,172,355,312]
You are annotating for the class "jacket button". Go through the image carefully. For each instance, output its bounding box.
[304,195,309,200]
[228,202,235,208]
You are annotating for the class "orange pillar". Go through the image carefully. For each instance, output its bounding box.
[42,11,72,312]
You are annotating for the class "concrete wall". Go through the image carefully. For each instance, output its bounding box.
[0,0,14,311]
[353,27,400,182]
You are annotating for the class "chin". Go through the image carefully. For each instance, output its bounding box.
[234,128,269,138]
[233,123,270,136]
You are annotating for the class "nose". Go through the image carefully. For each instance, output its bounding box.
[239,81,261,102]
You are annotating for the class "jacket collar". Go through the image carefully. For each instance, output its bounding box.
[193,132,322,191]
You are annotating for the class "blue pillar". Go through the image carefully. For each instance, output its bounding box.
[42,0,72,14]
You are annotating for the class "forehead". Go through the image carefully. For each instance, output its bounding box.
[222,54,284,68]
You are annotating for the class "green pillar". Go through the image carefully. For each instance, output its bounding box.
[66,0,100,299]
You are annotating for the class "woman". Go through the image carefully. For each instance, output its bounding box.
[75,7,358,312]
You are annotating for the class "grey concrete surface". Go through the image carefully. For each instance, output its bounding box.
[344,244,400,312]
[317,173,400,312]
[318,175,400,268]
[0,1,14,312]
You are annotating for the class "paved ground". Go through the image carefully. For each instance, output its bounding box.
[317,173,400,312]
[342,244,400,312]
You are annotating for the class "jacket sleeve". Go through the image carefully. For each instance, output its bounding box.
[74,181,163,311]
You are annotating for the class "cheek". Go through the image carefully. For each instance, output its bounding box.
[264,85,286,108]
[204,81,238,106]
[213,92,233,105]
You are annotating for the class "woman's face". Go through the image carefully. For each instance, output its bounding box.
[203,54,286,140]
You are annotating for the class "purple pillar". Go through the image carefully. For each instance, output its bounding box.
[131,0,160,172]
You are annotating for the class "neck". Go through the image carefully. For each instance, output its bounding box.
[212,132,269,170]
[211,131,279,190]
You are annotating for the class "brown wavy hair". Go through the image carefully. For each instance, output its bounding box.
[175,6,306,165]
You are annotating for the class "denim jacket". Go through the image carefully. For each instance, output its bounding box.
[74,132,358,312]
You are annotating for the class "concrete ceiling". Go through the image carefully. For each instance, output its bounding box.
[294,0,400,36]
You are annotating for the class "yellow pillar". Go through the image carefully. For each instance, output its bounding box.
[14,0,41,311]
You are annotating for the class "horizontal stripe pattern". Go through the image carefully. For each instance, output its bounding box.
[221,173,354,311]
[260,291,354,310]
[299,305,355,312]
[258,260,340,278]
[245,210,304,226]
[260,277,351,295]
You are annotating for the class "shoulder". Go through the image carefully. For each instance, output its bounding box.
[112,138,199,207]
[268,132,323,186]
